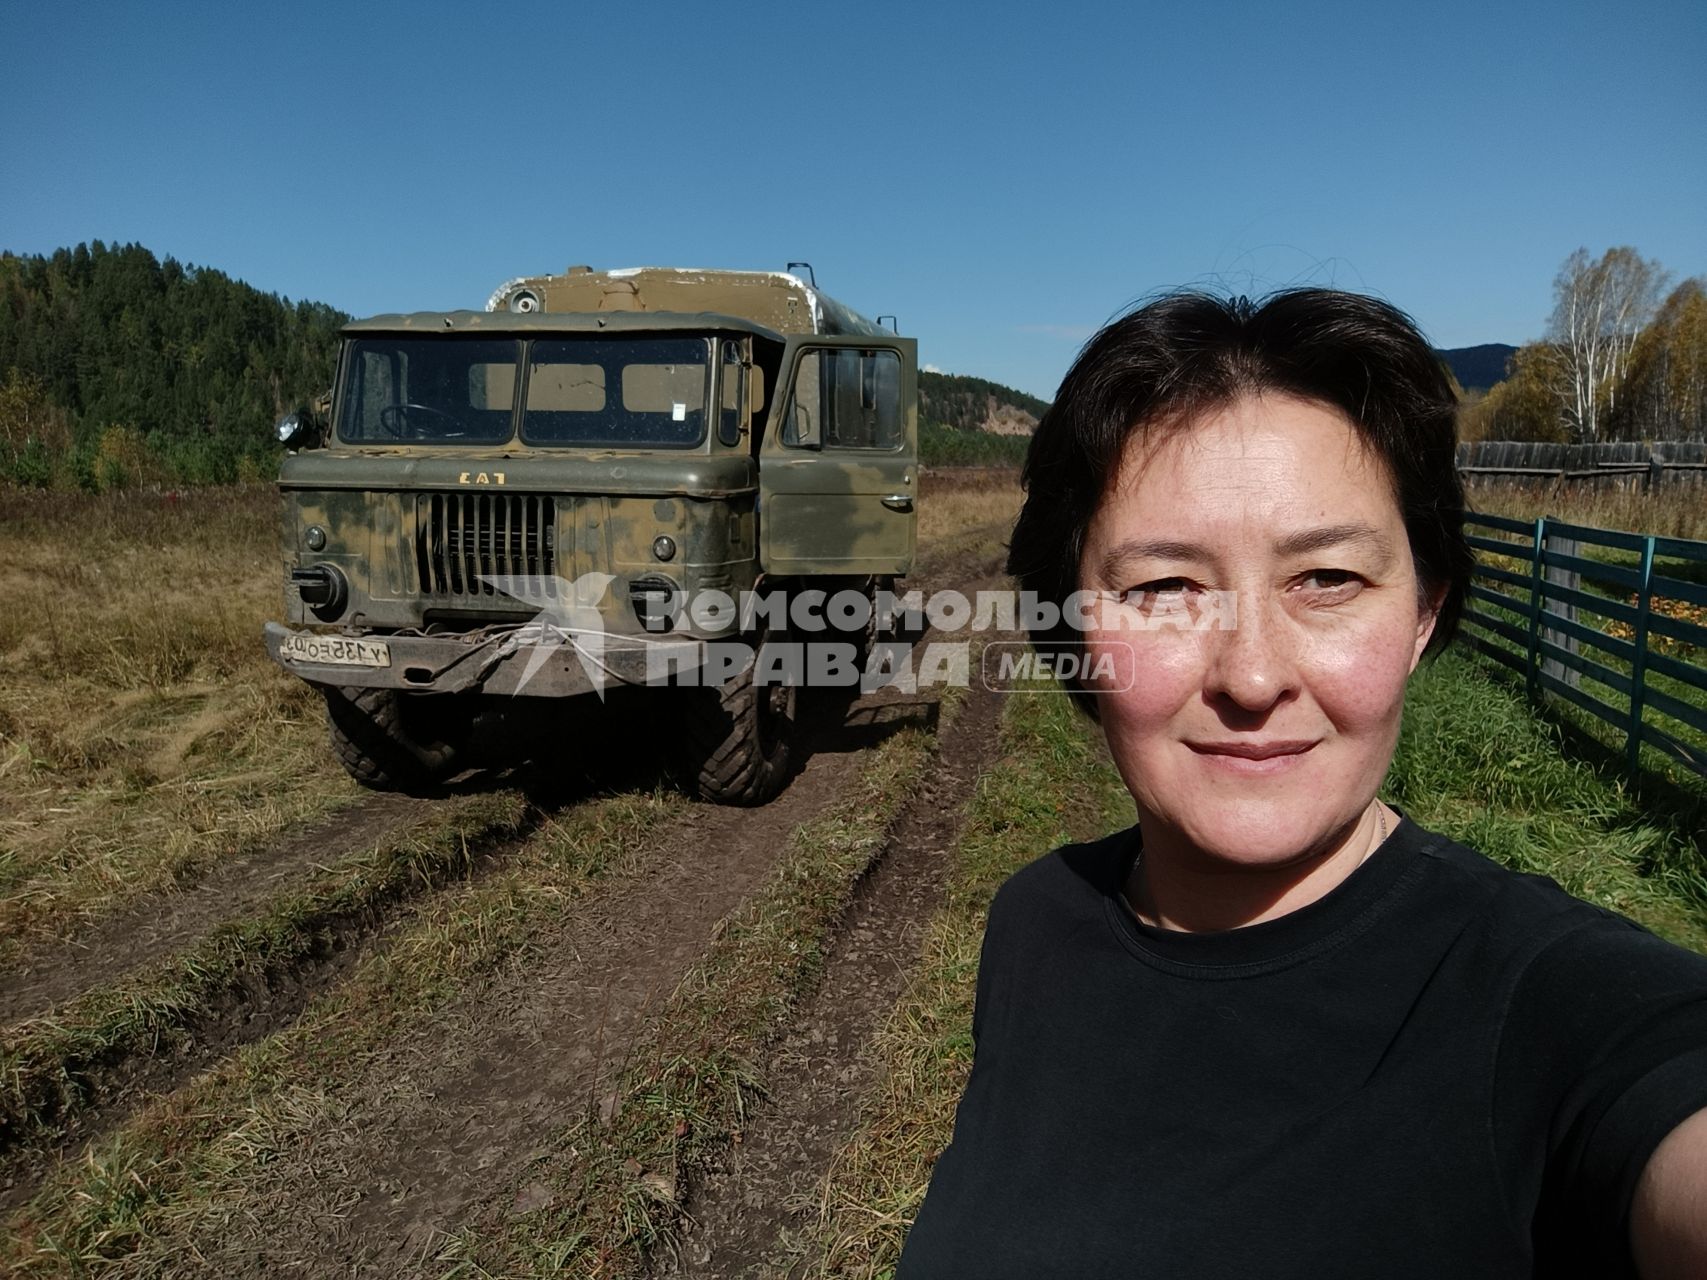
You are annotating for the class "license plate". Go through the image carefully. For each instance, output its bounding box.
[280,634,392,668]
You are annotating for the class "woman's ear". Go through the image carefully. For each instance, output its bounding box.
[1410,581,1447,672]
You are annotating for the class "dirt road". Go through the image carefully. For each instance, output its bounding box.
[2,497,1038,1275]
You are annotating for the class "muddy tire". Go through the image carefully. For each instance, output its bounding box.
[679,640,797,806]
[852,575,894,672]
[322,686,470,793]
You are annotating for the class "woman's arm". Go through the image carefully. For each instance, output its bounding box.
[1631,1107,1707,1279]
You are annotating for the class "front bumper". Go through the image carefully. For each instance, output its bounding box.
[263,621,707,697]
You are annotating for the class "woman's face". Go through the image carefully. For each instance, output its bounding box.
[1078,392,1439,869]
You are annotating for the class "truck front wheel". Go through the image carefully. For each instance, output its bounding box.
[322,686,470,793]
[679,642,796,806]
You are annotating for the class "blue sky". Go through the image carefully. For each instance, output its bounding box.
[3,1,1702,400]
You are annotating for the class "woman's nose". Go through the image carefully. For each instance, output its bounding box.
[1204,591,1298,713]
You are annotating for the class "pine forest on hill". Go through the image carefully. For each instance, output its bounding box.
[0,243,345,489]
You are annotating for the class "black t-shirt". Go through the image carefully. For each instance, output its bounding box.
[898,817,1707,1278]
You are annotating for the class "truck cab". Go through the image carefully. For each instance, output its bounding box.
[266,266,918,803]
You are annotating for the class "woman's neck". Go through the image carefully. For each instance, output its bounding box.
[1124,802,1392,933]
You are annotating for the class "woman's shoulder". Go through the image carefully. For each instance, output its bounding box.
[1400,818,1707,986]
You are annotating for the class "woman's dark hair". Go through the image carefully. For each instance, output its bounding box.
[1007,288,1472,714]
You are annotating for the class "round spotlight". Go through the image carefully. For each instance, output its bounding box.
[652,535,677,562]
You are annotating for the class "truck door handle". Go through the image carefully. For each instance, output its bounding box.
[881,494,913,512]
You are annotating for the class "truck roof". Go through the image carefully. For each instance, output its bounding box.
[342,310,787,340]
[485,266,892,338]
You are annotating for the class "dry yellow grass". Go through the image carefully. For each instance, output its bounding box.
[1464,479,1707,541]
[917,469,1022,547]
[0,486,358,963]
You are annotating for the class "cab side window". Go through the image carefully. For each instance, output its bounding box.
[781,348,902,450]
[781,349,823,447]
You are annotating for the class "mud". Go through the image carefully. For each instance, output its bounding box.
[184,689,935,1276]
[0,792,431,1028]
[657,681,1008,1279]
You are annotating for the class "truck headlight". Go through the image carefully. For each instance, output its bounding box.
[291,564,348,618]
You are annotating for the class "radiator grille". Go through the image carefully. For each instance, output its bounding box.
[412,492,557,599]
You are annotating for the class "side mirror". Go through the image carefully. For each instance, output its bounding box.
[276,405,324,450]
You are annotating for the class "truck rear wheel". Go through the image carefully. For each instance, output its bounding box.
[679,640,797,806]
[322,686,470,793]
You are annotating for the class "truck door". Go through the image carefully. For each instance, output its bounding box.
[758,335,918,576]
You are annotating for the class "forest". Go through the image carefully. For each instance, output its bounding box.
[0,242,344,488]
[1462,247,1707,444]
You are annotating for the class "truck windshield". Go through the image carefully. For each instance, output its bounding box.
[521,337,709,448]
[338,338,520,445]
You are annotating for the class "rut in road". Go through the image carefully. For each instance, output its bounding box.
[176,695,931,1278]
[656,679,1008,1279]
[0,792,434,1028]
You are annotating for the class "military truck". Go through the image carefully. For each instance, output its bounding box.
[264,265,918,804]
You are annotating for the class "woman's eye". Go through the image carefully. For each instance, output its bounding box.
[1122,578,1196,610]
[1297,569,1363,596]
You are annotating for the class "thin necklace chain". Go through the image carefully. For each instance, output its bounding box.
[1125,802,1389,927]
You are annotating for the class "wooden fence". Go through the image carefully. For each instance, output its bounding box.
[1459,513,1707,782]
[1457,441,1707,490]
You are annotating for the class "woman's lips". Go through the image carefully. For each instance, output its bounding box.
[1185,740,1320,773]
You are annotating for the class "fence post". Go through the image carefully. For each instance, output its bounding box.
[1540,525,1581,690]
[1625,535,1656,782]
[1525,516,1546,701]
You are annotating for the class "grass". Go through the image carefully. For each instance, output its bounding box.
[434,710,945,1277]
[0,789,529,1156]
[1457,502,1706,810]
[802,692,1131,1278]
[915,469,1022,578]
[1390,647,1707,950]
[0,484,361,960]
[1465,478,1707,542]
[1,786,677,1275]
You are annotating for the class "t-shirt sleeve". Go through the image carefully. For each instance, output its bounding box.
[1495,909,1707,1273]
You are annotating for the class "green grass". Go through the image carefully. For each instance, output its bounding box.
[1389,647,1707,951]
[0,789,530,1158]
[1458,518,1707,807]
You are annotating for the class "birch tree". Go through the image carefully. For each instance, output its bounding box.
[1546,247,1669,443]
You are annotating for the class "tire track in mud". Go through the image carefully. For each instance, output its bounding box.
[0,792,433,1028]
[0,789,545,1215]
[655,680,1008,1279]
[184,699,932,1277]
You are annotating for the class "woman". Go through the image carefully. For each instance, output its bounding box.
[897,290,1707,1278]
